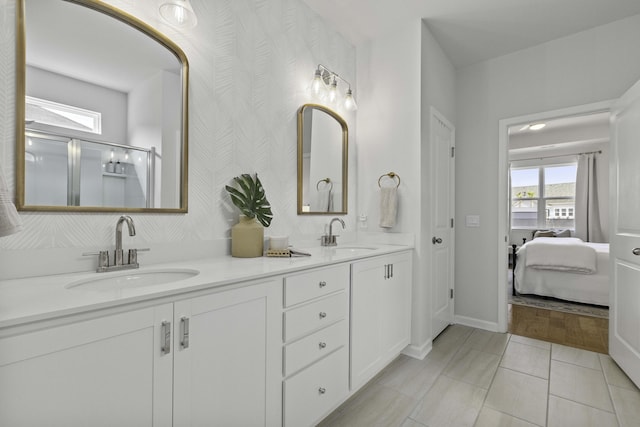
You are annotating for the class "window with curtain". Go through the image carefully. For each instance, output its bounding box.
[511,163,577,229]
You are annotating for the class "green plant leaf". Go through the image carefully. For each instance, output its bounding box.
[225,173,273,227]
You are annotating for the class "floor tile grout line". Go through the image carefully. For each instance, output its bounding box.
[599,354,624,426]
[547,392,617,415]
[470,332,513,426]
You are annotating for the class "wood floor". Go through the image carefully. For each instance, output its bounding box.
[508,303,609,354]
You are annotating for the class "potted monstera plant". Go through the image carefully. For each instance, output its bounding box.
[225,173,273,257]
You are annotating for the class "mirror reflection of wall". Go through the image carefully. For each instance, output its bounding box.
[298,104,348,215]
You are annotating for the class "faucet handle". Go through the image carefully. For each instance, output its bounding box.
[128,248,150,265]
[83,250,110,270]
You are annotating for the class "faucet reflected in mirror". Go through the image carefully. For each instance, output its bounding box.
[321,217,346,246]
[83,216,149,272]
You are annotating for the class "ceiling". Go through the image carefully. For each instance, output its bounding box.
[301,0,640,67]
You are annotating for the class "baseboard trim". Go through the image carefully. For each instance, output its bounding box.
[402,340,433,360]
[454,315,500,332]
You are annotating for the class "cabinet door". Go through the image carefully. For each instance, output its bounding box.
[173,280,282,427]
[0,304,174,427]
[351,252,412,390]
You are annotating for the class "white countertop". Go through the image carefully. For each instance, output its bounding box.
[0,244,412,329]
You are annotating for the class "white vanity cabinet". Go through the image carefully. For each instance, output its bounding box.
[0,279,282,427]
[282,264,350,427]
[350,251,412,390]
[0,304,174,427]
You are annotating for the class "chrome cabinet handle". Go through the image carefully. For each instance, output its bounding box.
[390,263,394,278]
[161,321,171,355]
[432,237,443,244]
[319,281,327,288]
[180,316,190,350]
[633,248,640,256]
[319,342,327,349]
[318,387,326,394]
[319,312,327,319]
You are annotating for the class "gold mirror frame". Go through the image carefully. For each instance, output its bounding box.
[15,0,189,213]
[297,104,348,215]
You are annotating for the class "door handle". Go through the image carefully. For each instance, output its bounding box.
[633,248,640,256]
[161,321,171,355]
[180,316,190,350]
[432,237,443,244]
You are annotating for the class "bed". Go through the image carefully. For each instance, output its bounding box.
[514,237,610,306]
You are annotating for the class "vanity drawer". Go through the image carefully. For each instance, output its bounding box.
[283,292,347,341]
[283,346,348,427]
[284,320,347,376]
[284,264,349,307]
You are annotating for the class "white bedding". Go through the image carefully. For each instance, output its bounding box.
[515,239,610,306]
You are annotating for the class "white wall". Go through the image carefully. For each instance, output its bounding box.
[0,0,356,278]
[356,19,456,354]
[455,14,640,327]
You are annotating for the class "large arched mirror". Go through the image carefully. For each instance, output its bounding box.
[297,104,348,215]
[16,0,189,212]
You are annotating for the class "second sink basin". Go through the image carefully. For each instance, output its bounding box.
[66,268,200,292]
[331,246,378,253]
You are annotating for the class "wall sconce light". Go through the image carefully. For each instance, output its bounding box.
[308,64,358,111]
[159,0,198,29]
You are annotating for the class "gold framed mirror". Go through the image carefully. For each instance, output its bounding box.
[16,0,189,213]
[297,104,348,215]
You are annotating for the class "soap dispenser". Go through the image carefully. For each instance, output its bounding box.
[115,160,123,174]
[106,160,115,173]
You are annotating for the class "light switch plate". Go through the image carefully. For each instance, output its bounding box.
[466,215,480,227]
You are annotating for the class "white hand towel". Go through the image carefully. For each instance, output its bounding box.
[0,163,23,237]
[379,186,397,228]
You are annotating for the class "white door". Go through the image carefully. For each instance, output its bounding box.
[431,107,455,338]
[610,78,640,387]
[172,281,282,427]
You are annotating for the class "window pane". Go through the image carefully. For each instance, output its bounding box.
[544,165,576,197]
[512,200,538,228]
[545,199,575,229]
[511,168,539,198]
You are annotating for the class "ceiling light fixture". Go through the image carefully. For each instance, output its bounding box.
[308,64,358,111]
[529,123,546,130]
[159,0,198,29]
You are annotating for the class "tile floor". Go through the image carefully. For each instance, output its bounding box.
[318,325,640,427]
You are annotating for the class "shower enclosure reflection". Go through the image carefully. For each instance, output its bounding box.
[25,130,153,208]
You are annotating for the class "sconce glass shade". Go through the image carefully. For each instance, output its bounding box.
[159,0,198,29]
[327,77,338,105]
[344,88,358,111]
[309,69,328,100]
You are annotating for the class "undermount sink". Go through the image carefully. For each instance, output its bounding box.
[331,246,378,253]
[66,268,200,291]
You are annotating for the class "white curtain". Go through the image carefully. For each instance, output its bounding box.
[575,153,604,242]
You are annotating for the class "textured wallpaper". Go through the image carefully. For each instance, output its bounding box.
[0,0,356,252]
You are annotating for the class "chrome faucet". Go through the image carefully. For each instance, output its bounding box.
[115,215,136,266]
[83,215,149,272]
[321,217,345,246]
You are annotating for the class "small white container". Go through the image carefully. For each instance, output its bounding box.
[269,236,289,250]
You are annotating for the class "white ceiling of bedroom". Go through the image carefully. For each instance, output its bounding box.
[302,0,640,68]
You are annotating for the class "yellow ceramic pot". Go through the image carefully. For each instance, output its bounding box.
[231,215,264,257]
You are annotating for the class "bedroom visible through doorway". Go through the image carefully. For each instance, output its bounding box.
[498,103,613,350]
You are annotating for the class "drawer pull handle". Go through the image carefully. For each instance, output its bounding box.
[318,387,326,394]
[319,342,327,349]
[319,281,327,288]
[319,312,327,319]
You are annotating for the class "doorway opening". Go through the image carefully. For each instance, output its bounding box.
[497,101,613,346]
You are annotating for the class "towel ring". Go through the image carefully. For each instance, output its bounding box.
[316,178,333,191]
[378,172,401,188]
